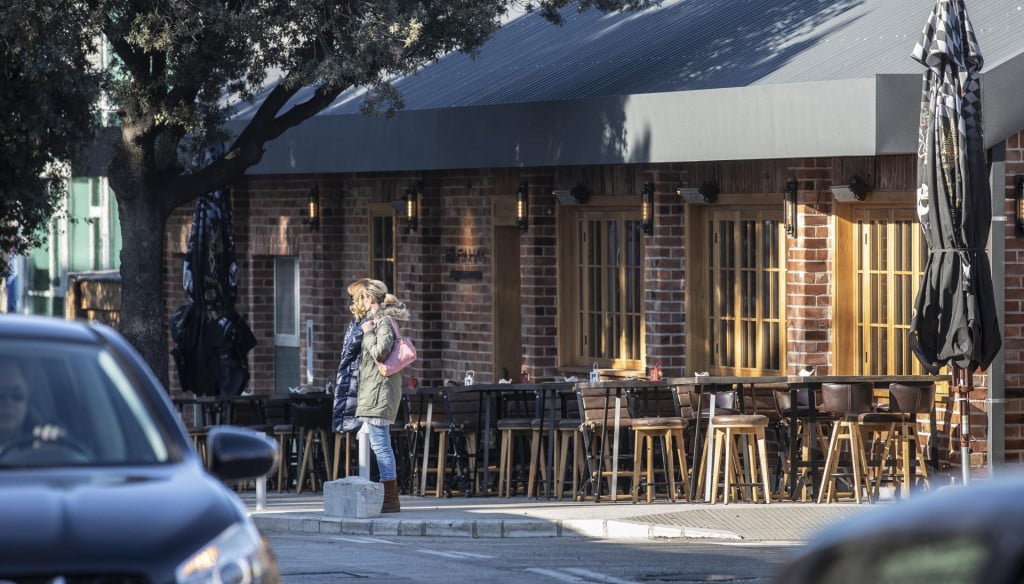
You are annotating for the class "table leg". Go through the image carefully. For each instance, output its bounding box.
[789,387,798,501]
[593,388,611,502]
[808,393,819,500]
[611,395,621,501]
[480,394,493,495]
[545,389,558,499]
[419,399,433,497]
[530,388,544,499]
[704,398,716,502]
[689,391,702,500]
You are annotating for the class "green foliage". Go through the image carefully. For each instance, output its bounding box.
[96,0,653,178]
[0,2,101,273]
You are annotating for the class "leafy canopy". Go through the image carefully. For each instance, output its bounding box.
[0,2,101,270]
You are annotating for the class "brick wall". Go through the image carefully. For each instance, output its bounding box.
[785,160,833,375]
[155,151,1023,477]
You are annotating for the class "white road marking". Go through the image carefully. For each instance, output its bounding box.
[525,568,586,582]
[416,549,494,559]
[328,536,397,545]
[525,567,639,584]
[563,567,639,584]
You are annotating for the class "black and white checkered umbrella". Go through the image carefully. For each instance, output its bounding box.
[909,0,1001,485]
[169,151,256,397]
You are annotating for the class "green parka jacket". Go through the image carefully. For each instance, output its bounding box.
[355,308,404,422]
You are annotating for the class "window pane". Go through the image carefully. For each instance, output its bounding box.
[574,212,644,367]
[274,257,297,336]
[853,213,925,375]
[703,211,783,373]
[371,214,396,293]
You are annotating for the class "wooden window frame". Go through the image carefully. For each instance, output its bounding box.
[686,195,787,376]
[833,194,926,375]
[368,202,397,293]
[557,196,645,373]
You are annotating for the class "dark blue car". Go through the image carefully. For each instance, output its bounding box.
[0,315,280,583]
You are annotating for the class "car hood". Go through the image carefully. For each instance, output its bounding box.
[0,463,245,577]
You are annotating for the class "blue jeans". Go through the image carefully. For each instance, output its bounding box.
[366,422,397,481]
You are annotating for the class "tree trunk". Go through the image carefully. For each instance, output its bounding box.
[118,193,171,388]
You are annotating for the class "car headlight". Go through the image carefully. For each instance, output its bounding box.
[176,522,279,584]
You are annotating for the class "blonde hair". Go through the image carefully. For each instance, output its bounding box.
[365,279,410,320]
[347,278,371,320]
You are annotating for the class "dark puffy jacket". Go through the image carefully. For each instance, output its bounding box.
[332,318,364,432]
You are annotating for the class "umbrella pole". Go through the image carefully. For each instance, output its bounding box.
[954,365,972,486]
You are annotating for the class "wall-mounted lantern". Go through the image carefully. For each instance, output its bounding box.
[1015,175,1024,237]
[516,182,529,232]
[784,179,798,238]
[307,186,320,231]
[640,182,655,235]
[405,184,420,232]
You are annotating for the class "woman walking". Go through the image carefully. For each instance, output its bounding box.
[356,279,410,513]
[332,278,370,436]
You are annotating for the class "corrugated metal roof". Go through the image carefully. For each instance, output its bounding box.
[240,0,1024,174]
[298,0,1024,115]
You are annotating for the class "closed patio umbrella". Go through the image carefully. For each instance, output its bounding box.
[170,170,256,397]
[908,0,1001,486]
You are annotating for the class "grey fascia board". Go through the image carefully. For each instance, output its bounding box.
[243,77,900,176]
[875,74,922,155]
[981,54,1024,149]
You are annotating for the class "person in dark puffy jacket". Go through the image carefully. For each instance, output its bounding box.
[332,278,370,434]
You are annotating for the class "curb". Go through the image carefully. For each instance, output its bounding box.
[251,513,743,540]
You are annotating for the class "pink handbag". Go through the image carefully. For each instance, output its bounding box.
[376,316,417,377]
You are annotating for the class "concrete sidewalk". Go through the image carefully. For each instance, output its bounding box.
[243,490,876,542]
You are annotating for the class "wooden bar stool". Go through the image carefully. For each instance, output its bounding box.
[292,402,333,494]
[496,417,535,496]
[630,417,690,503]
[332,430,356,480]
[870,383,935,498]
[773,388,831,502]
[555,417,584,500]
[817,382,874,503]
[706,414,772,504]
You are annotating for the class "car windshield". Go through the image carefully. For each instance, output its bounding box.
[0,339,173,467]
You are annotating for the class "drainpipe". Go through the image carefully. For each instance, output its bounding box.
[988,143,1006,474]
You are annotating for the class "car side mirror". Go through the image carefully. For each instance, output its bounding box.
[205,426,278,482]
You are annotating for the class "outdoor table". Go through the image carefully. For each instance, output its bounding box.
[193,393,272,426]
[784,374,946,502]
[454,381,574,498]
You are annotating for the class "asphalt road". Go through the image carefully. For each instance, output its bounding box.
[266,531,799,583]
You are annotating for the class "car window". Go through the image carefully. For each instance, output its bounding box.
[811,535,990,584]
[0,339,172,467]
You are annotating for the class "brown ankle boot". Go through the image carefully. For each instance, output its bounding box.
[381,479,400,513]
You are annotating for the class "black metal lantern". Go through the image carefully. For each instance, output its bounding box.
[640,182,654,235]
[784,179,798,237]
[516,182,529,231]
[405,184,419,232]
[307,186,320,231]
[1015,175,1024,237]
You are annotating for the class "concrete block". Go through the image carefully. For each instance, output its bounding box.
[370,519,400,536]
[502,520,558,538]
[323,477,383,518]
[424,519,474,537]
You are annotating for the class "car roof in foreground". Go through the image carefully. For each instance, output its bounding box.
[0,315,104,345]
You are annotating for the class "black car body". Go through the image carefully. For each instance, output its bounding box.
[774,473,1024,584]
[0,315,280,583]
